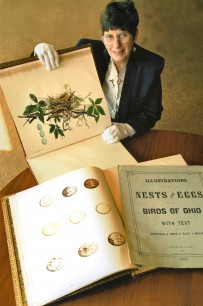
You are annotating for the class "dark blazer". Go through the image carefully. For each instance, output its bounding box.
[76,39,165,137]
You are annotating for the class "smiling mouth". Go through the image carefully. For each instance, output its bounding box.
[112,50,125,55]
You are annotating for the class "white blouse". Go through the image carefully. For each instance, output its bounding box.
[102,58,127,120]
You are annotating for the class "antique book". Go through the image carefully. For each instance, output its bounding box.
[0,44,137,185]
[2,166,154,306]
[118,165,203,268]
[2,165,202,306]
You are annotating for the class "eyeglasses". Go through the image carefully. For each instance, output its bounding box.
[102,32,131,46]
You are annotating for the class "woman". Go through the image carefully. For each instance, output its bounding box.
[34,0,164,144]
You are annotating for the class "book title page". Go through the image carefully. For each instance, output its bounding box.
[118,166,203,268]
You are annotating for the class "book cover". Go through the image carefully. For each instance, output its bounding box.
[118,165,203,268]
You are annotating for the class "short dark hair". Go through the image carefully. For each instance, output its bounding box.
[100,0,139,37]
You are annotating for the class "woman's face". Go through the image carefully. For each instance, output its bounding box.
[102,29,135,68]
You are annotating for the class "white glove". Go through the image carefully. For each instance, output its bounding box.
[102,123,135,144]
[34,43,59,70]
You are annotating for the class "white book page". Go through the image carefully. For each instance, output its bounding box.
[9,167,134,306]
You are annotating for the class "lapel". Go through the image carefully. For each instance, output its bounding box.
[90,41,109,85]
[116,48,138,121]
[100,48,110,84]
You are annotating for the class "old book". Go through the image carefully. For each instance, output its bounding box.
[0,45,137,185]
[2,166,154,306]
[118,165,203,268]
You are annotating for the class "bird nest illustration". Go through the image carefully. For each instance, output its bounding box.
[18,84,106,143]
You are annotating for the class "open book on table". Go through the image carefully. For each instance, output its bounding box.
[2,165,203,306]
[0,44,137,185]
[2,166,152,306]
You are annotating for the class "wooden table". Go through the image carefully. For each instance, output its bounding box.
[0,130,203,306]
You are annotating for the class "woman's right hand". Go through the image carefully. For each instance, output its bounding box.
[34,43,59,70]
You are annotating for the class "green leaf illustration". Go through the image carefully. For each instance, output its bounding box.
[96,105,105,115]
[95,98,103,104]
[87,105,94,116]
[89,98,95,105]
[19,86,106,140]
[37,108,45,123]
[49,124,55,133]
[29,94,38,103]
[38,100,47,107]
[54,129,59,139]
[58,129,65,137]
[23,105,38,115]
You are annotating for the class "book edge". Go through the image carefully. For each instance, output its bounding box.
[1,196,27,306]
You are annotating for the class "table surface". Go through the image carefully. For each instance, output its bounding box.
[0,130,203,306]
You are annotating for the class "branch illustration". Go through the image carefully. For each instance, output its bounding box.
[18,85,106,141]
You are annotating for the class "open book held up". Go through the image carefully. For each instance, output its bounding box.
[0,45,137,184]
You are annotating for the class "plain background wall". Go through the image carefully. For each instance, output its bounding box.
[0,0,203,190]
